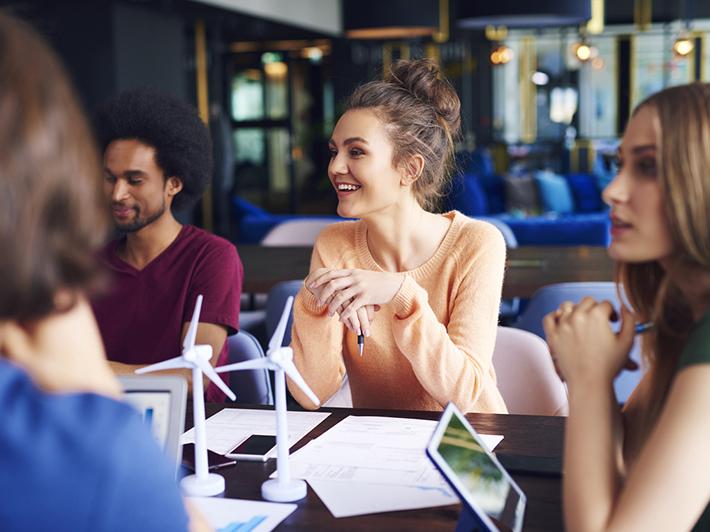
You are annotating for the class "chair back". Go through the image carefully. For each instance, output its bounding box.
[514,282,642,403]
[261,219,337,246]
[322,375,353,408]
[266,280,304,347]
[226,330,273,405]
[492,327,568,416]
[475,217,518,248]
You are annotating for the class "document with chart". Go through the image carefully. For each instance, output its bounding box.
[278,415,503,517]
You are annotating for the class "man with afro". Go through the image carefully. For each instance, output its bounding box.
[91,88,242,401]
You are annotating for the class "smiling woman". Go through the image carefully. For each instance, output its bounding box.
[288,59,507,414]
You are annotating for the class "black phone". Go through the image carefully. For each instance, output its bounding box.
[225,435,277,462]
[182,443,236,472]
[495,453,563,477]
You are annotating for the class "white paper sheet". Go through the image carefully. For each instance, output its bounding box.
[181,408,330,455]
[307,478,457,518]
[273,415,503,517]
[187,496,296,531]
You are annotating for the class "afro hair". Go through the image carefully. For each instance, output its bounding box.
[94,88,212,211]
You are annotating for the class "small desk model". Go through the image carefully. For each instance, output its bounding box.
[193,405,565,532]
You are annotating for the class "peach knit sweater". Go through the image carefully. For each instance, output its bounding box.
[288,211,508,414]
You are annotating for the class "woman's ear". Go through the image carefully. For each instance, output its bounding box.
[166,176,184,197]
[400,154,425,186]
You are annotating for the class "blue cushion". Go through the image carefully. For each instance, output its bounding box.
[446,173,488,216]
[479,174,506,214]
[534,171,574,214]
[467,148,495,176]
[565,173,603,212]
[231,196,268,218]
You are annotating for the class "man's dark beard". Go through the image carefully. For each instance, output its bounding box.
[115,203,166,233]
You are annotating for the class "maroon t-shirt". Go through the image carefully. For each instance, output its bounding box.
[92,225,242,402]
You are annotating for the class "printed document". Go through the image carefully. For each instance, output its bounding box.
[278,415,503,517]
[181,408,330,455]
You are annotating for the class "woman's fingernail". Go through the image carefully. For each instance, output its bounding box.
[364,329,370,337]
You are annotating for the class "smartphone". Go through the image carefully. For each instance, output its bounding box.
[182,443,236,472]
[225,435,277,462]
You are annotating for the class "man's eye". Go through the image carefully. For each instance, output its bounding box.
[129,179,142,185]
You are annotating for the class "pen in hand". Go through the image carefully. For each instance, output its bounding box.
[635,321,654,335]
[358,333,364,356]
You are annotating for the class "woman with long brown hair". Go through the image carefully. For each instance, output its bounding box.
[544,83,710,531]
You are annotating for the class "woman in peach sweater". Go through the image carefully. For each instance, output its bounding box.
[288,59,507,414]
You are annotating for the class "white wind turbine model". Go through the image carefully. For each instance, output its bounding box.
[216,295,320,502]
[136,294,236,497]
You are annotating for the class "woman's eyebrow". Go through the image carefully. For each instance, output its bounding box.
[632,144,656,154]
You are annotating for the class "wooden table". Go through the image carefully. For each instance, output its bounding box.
[197,405,565,531]
[238,244,613,298]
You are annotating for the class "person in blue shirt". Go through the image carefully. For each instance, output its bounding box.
[0,12,207,532]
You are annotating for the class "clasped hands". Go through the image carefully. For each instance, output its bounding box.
[543,296,639,387]
[306,268,404,337]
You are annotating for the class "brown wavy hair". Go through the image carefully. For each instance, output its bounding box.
[345,58,461,211]
[618,82,710,428]
[0,12,108,322]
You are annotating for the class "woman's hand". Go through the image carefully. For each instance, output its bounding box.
[543,297,637,388]
[0,295,121,398]
[305,268,381,335]
[307,269,404,336]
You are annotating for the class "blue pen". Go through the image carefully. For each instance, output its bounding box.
[635,321,654,334]
[357,333,364,356]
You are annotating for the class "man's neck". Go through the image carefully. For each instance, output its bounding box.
[119,213,183,270]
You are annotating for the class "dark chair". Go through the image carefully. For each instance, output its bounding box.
[265,280,303,347]
[226,330,273,405]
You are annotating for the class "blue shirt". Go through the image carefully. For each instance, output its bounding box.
[0,360,188,532]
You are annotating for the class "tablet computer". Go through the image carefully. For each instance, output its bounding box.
[426,403,526,532]
[119,375,187,475]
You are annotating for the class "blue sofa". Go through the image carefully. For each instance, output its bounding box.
[444,171,610,246]
[232,169,611,246]
[231,197,344,244]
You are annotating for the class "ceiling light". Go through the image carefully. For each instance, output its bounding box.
[531,71,549,85]
[490,44,513,65]
[673,35,694,58]
[571,39,597,63]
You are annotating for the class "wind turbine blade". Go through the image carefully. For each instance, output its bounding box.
[216,359,270,373]
[183,295,203,351]
[281,358,320,406]
[135,356,189,374]
[268,295,294,353]
[195,357,236,401]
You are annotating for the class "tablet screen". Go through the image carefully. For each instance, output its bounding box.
[427,404,526,532]
[124,391,172,449]
[118,375,187,476]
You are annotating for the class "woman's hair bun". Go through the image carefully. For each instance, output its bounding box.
[387,58,461,136]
